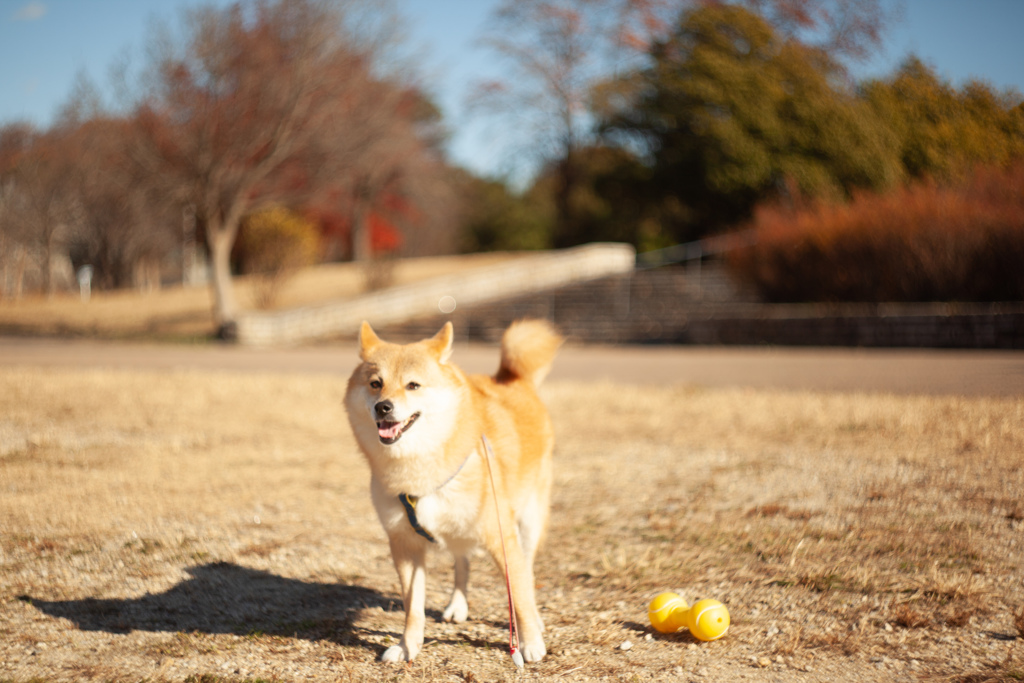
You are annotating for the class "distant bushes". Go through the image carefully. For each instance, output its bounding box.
[728,163,1024,302]
[237,207,321,309]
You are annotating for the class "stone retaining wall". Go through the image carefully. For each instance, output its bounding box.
[375,267,1024,349]
[685,303,1024,348]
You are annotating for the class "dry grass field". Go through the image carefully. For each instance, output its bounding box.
[0,254,518,341]
[1,359,1023,682]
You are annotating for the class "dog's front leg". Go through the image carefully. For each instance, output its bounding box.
[382,534,428,663]
[443,553,470,623]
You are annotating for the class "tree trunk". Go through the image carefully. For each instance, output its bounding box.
[208,218,240,339]
[554,151,578,248]
[351,202,372,262]
[10,245,27,300]
[0,237,9,299]
[42,230,53,298]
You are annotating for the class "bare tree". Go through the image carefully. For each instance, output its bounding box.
[62,116,178,291]
[742,0,894,62]
[601,0,895,61]
[131,0,423,337]
[344,87,461,265]
[0,124,35,298]
[0,125,76,297]
[475,0,622,245]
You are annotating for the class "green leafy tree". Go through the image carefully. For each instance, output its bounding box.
[863,57,1024,180]
[604,4,901,240]
[474,0,625,249]
[523,144,677,250]
[457,171,554,252]
[474,0,893,248]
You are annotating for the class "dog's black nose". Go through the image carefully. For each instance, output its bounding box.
[374,400,394,420]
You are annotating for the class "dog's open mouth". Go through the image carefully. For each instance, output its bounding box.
[377,412,420,444]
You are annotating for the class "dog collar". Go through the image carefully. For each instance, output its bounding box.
[398,493,436,542]
[398,450,473,543]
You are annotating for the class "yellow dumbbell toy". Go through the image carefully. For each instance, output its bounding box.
[647,593,730,640]
[647,592,689,633]
[686,598,730,641]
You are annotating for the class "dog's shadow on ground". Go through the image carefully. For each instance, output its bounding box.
[22,562,407,654]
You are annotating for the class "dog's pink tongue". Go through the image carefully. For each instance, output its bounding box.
[378,422,402,439]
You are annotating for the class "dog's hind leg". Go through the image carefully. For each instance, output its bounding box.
[517,451,553,566]
[517,490,549,571]
[516,462,552,632]
[515,498,547,632]
[381,534,428,663]
[442,553,470,623]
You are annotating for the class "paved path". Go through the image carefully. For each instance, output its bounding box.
[1,336,1022,397]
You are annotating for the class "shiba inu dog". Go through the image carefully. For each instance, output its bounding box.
[345,319,562,664]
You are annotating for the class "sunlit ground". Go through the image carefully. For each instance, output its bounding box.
[1,367,1022,681]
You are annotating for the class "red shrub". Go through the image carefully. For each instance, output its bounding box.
[728,163,1024,302]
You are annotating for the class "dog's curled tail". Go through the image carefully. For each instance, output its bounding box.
[497,319,563,387]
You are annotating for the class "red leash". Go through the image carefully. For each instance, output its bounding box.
[480,435,524,669]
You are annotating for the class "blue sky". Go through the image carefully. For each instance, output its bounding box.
[1,0,1023,179]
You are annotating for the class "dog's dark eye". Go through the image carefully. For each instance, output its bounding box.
[406,382,421,391]
[369,379,382,390]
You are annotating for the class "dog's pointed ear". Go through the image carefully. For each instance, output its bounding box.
[359,321,382,361]
[427,321,454,364]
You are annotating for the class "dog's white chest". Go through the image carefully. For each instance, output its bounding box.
[372,477,480,548]
[413,491,477,540]
[409,489,479,545]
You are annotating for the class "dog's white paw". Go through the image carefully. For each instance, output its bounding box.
[520,637,546,663]
[442,593,469,623]
[380,643,417,663]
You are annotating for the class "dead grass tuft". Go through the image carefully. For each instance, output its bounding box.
[891,603,931,629]
[769,624,803,656]
[746,504,817,521]
[150,631,225,657]
[804,629,864,656]
[954,645,1024,683]
[946,606,976,628]
[239,542,283,558]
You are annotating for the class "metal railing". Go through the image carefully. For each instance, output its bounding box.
[635,230,757,269]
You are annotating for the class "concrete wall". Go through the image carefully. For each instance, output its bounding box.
[235,243,636,346]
